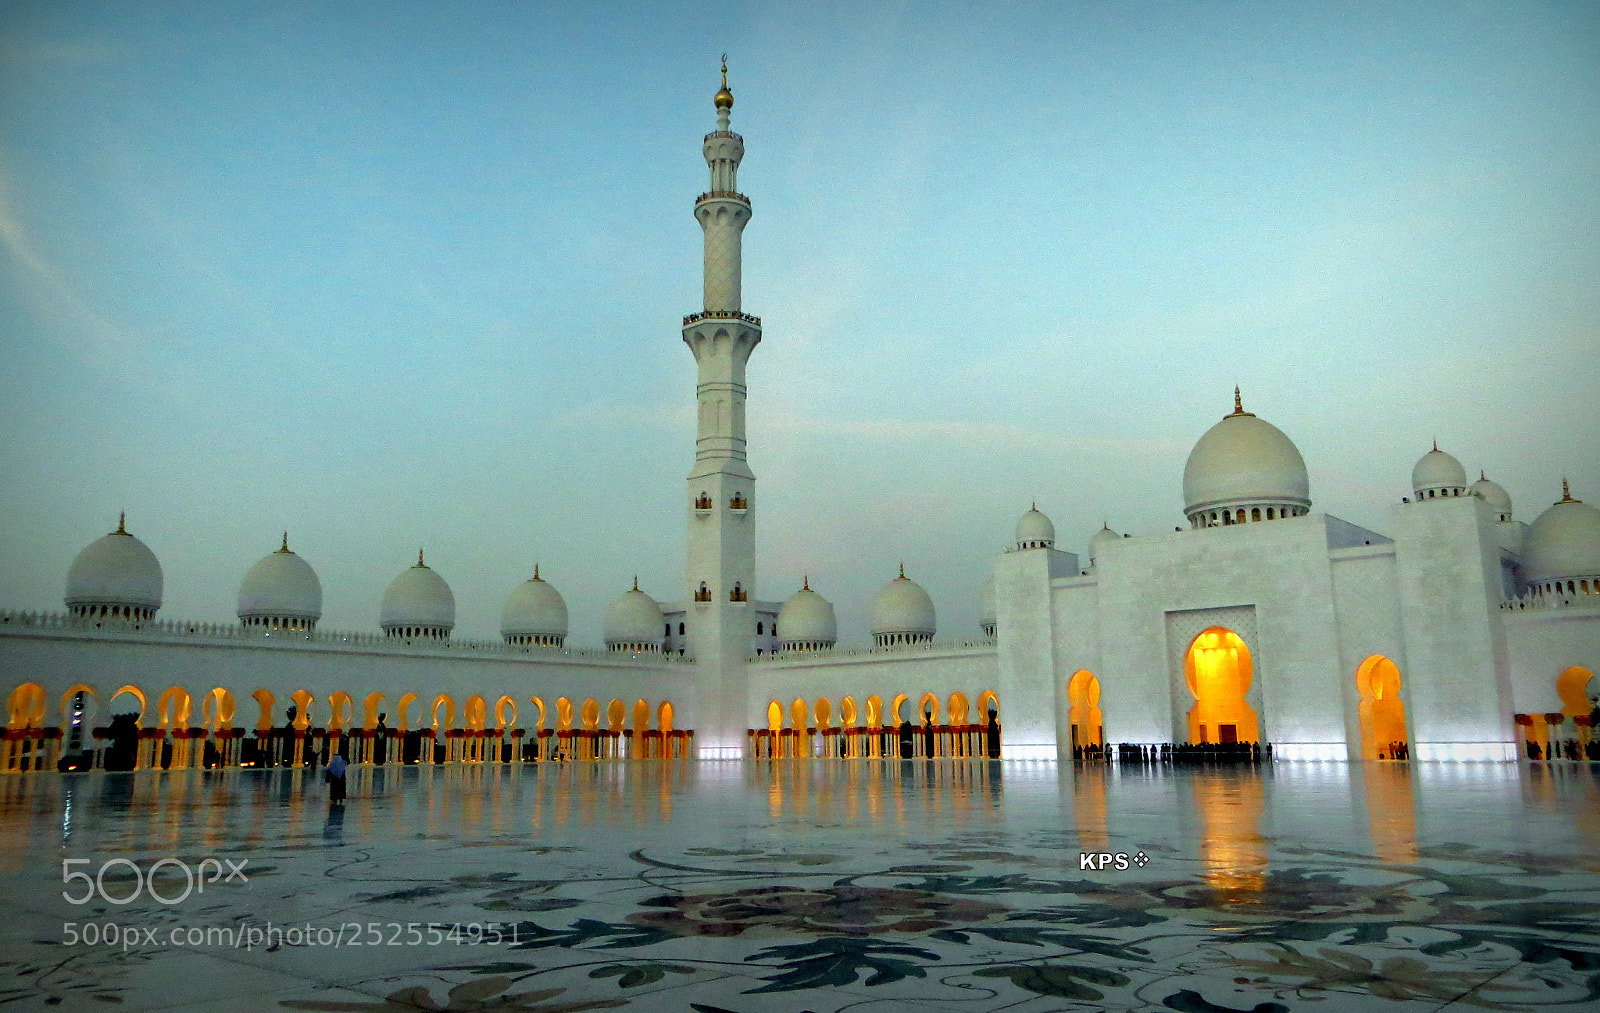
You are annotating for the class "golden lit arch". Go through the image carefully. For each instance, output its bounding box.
[865,695,883,729]
[889,693,909,724]
[918,692,940,722]
[766,700,783,732]
[396,692,419,732]
[110,684,148,725]
[841,696,859,726]
[363,692,386,729]
[202,688,236,731]
[814,698,833,729]
[790,698,808,730]
[1355,655,1409,759]
[657,700,673,733]
[463,695,487,731]
[327,691,354,731]
[948,692,969,725]
[580,698,599,731]
[632,699,650,732]
[1184,628,1257,744]
[556,697,573,731]
[155,686,192,730]
[1557,666,1596,718]
[290,689,313,730]
[606,698,625,732]
[1067,670,1103,749]
[6,683,46,729]
[976,690,999,718]
[529,696,547,730]
[250,689,275,731]
[431,694,456,731]
[57,684,99,733]
[495,696,518,730]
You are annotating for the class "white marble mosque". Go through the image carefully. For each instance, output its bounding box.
[3,65,1599,774]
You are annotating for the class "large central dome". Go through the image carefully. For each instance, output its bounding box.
[1182,391,1311,528]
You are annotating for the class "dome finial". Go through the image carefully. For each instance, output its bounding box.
[802,574,809,591]
[278,531,290,553]
[714,54,733,110]
[533,562,541,580]
[418,548,425,567]
[1480,469,1486,481]
[115,510,126,535]
[1433,438,1439,453]
[632,574,639,592]
[1233,386,1243,415]
[898,561,905,579]
[1562,477,1573,502]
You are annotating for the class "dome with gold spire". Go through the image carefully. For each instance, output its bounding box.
[64,513,163,621]
[379,550,456,640]
[237,533,322,631]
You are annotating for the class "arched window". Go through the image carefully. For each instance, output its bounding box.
[1266,507,1275,519]
[678,622,685,634]
[757,622,764,635]
[664,623,671,637]
[1251,507,1260,522]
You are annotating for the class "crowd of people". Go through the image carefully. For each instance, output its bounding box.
[1073,741,1272,765]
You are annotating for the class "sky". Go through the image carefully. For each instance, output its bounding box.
[1,1,1597,648]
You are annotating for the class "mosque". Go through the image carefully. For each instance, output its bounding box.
[3,68,1598,773]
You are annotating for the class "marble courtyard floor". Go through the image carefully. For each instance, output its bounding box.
[1,760,1598,1012]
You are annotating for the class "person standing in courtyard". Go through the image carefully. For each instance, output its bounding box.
[324,751,347,804]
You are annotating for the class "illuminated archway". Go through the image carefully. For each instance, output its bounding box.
[865,696,883,728]
[396,692,419,732]
[363,692,386,729]
[606,699,625,732]
[155,686,192,730]
[841,696,859,726]
[813,698,832,729]
[289,690,313,730]
[632,699,650,732]
[328,691,354,731]
[889,693,909,725]
[1067,670,1103,749]
[556,697,573,731]
[1355,655,1409,760]
[251,689,276,731]
[496,696,518,730]
[580,698,600,731]
[976,690,999,719]
[202,688,236,731]
[1183,627,1258,744]
[431,694,456,731]
[790,698,808,730]
[57,684,100,745]
[463,695,488,731]
[948,692,969,725]
[766,700,783,732]
[1558,666,1596,718]
[917,692,940,723]
[110,685,147,725]
[657,701,673,734]
[6,683,45,729]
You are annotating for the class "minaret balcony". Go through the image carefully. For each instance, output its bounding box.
[703,130,743,143]
[693,494,714,512]
[695,190,750,207]
[684,310,761,327]
[693,589,712,602]
[728,494,748,512]
[729,588,748,603]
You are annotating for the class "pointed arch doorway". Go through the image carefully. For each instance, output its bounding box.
[1355,655,1409,760]
[1184,627,1258,744]
[1067,670,1103,751]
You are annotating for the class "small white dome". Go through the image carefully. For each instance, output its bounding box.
[500,565,569,642]
[777,579,837,648]
[1089,524,1122,567]
[604,580,664,650]
[1182,391,1310,524]
[1412,443,1468,499]
[870,567,936,641]
[1468,471,1512,521]
[379,551,456,636]
[1524,484,1600,584]
[65,514,163,617]
[978,576,996,635]
[1014,506,1055,549]
[237,534,322,626]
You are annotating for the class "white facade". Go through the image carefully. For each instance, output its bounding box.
[5,73,1599,770]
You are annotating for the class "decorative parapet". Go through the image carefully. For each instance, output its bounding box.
[704,130,744,143]
[683,309,761,327]
[751,636,997,664]
[1501,593,1600,613]
[0,609,695,664]
[695,190,750,206]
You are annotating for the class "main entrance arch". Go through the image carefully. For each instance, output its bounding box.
[1355,655,1409,760]
[1183,627,1258,744]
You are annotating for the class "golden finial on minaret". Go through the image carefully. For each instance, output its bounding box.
[278,531,290,553]
[115,511,127,535]
[714,54,733,110]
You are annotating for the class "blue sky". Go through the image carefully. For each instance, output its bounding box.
[1,1,1596,646]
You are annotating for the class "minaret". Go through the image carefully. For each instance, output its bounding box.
[683,58,760,757]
